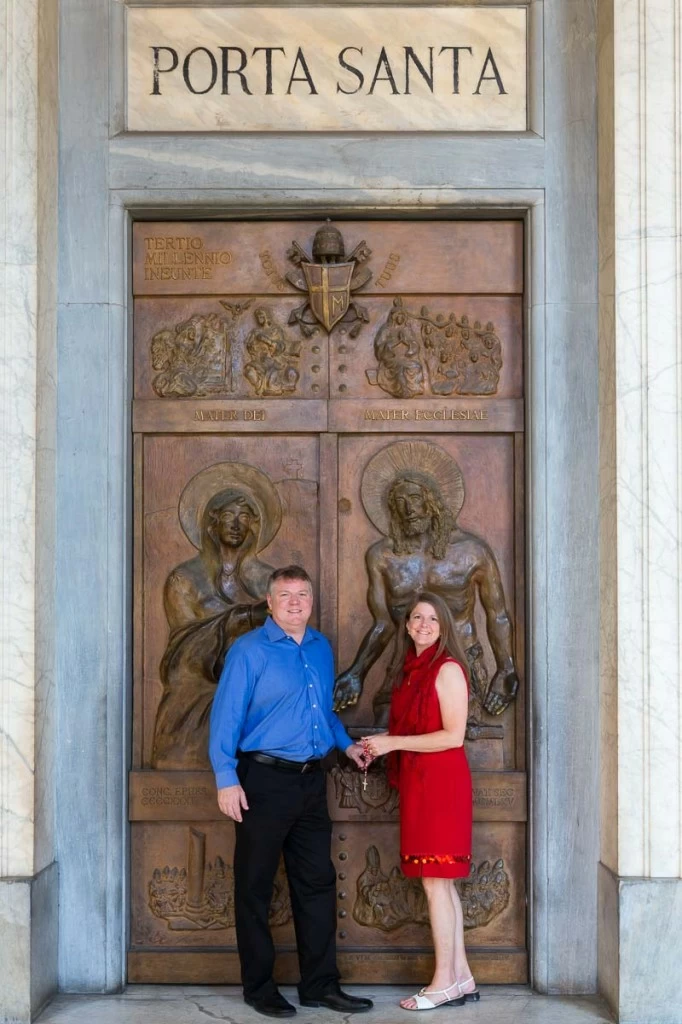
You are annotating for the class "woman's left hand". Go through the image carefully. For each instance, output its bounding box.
[360,732,396,758]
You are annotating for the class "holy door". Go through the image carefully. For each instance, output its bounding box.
[129,220,527,984]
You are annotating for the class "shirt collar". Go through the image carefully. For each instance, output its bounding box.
[264,615,317,645]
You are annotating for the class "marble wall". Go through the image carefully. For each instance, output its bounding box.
[599,0,682,1020]
[599,0,682,883]
[0,0,59,1020]
[0,0,58,878]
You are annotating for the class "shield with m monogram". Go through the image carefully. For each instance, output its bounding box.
[302,261,354,332]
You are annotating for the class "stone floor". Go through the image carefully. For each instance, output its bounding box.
[36,986,613,1024]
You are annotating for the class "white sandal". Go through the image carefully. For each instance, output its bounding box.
[457,976,481,1002]
[400,981,465,1011]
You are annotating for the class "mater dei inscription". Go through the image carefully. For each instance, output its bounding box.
[127,6,527,132]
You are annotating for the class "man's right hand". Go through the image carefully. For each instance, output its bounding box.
[333,670,362,711]
[217,784,249,822]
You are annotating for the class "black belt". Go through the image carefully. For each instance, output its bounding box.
[240,751,324,774]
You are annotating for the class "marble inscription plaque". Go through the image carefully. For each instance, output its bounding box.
[127,6,527,132]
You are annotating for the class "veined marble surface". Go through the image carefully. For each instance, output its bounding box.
[36,986,612,1024]
[127,6,527,132]
[599,0,682,880]
[0,0,44,879]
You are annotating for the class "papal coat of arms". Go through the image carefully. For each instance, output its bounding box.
[286,220,373,336]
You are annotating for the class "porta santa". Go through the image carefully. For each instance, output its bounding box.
[150,44,508,97]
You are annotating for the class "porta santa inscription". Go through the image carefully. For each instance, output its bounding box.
[127,6,527,132]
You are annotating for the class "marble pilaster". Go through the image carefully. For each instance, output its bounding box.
[599,0,682,1019]
[0,0,58,1020]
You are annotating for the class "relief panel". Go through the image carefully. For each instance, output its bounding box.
[130,218,526,984]
[335,434,522,774]
[138,435,320,768]
[131,822,295,948]
[135,298,329,401]
[133,222,523,299]
[332,822,525,950]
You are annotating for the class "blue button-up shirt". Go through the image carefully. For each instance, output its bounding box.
[209,616,353,789]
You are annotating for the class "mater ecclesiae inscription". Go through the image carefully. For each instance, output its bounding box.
[364,408,488,422]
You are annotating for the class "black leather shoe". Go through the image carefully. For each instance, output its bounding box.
[245,991,297,1018]
[300,987,373,1013]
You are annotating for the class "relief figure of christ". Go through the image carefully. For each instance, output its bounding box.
[334,459,518,732]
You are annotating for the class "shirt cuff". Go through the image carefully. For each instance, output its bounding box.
[215,768,239,789]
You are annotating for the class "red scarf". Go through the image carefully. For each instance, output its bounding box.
[386,643,446,786]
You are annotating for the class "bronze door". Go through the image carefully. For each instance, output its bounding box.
[129,220,526,984]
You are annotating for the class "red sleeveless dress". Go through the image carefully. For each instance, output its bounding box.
[387,645,472,878]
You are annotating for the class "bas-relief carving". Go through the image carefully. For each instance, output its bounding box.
[133,218,526,982]
[331,761,400,816]
[148,827,292,931]
[243,307,301,396]
[286,221,372,336]
[146,221,376,398]
[150,304,302,400]
[366,297,503,399]
[151,309,244,397]
[353,846,510,932]
[151,462,281,769]
[333,440,519,737]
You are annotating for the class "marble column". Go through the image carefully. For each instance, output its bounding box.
[599,1,682,1021]
[0,0,59,1021]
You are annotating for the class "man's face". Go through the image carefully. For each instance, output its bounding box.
[267,577,314,634]
[214,499,255,548]
[392,482,431,537]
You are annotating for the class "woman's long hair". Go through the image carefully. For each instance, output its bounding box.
[387,591,468,687]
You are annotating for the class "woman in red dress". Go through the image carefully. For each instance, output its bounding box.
[362,591,479,1011]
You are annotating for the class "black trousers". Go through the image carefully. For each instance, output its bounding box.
[234,758,340,1001]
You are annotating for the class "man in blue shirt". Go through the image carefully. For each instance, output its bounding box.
[210,565,373,1019]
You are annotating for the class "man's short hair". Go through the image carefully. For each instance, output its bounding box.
[266,565,313,595]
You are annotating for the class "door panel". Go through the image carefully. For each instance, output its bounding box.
[137,435,321,770]
[129,218,527,985]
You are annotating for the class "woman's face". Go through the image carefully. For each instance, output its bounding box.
[406,601,441,652]
[210,497,256,548]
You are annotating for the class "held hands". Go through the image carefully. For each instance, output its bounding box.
[359,731,395,760]
[217,784,249,822]
[345,742,371,769]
